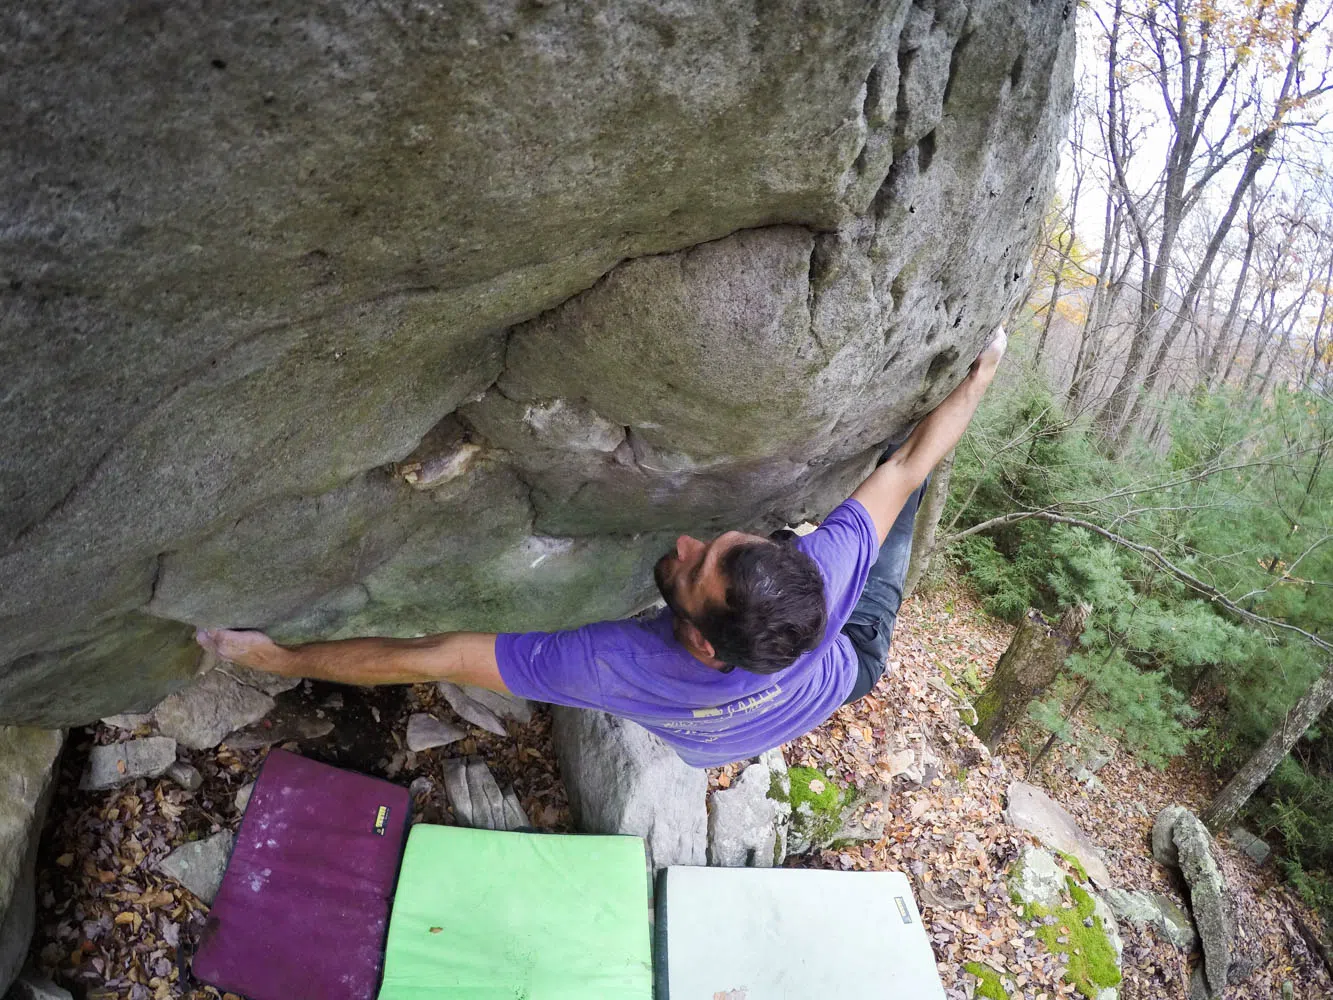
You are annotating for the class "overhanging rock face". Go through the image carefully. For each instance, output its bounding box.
[1,0,1075,724]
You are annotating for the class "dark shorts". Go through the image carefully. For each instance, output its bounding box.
[839,473,926,704]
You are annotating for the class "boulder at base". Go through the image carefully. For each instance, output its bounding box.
[1003,781,1112,888]
[551,709,705,871]
[0,728,66,995]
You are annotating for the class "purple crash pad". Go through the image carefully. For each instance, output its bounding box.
[192,749,410,1000]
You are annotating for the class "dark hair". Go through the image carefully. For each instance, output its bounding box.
[693,540,828,674]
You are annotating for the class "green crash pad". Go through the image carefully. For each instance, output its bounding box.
[377,824,652,1000]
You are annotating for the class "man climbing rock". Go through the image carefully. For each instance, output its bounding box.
[198,329,1006,767]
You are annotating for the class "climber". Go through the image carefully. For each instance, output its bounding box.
[196,327,1006,768]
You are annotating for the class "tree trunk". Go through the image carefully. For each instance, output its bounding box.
[903,449,955,601]
[1201,661,1333,831]
[971,604,1091,752]
[1199,213,1257,393]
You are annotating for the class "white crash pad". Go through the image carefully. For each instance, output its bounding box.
[655,866,946,999]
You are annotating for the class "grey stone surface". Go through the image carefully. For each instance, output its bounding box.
[233,782,255,814]
[1092,891,1124,967]
[436,682,515,737]
[5,969,74,1000]
[551,708,707,870]
[1009,847,1068,911]
[80,737,177,791]
[1149,894,1198,951]
[1100,888,1197,951]
[219,664,303,699]
[0,0,1076,727]
[165,761,203,793]
[222,712,333,750]
[100,713,153,732]
[1174,811,1233,995]
[708,762,784,868]
[1003,781,1113,888]
[1152,805,1190,868]
[761,748,792,863]
[405,713,466,752]
[440,756,528,831]
[157,831,234,905]
[151,667,276,751]
[0,728,64,997]
[1228,826,1271,866]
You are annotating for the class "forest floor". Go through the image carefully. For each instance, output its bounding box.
[765,579,1333,1000]
[24,579,1333,999]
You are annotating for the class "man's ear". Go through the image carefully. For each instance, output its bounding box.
[680,619,718,661]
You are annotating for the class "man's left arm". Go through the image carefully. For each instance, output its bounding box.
[851,327,1006,544]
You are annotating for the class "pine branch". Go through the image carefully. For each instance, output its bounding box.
[941,511,1333,655]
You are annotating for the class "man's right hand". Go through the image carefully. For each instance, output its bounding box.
[970,325,1007,382]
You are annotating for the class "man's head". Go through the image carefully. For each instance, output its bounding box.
[654,530,827,674]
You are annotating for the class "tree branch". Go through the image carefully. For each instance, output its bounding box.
[940,512,1333,655]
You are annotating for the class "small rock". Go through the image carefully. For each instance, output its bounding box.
[223,714,333,750]
[6,968,74,1000]
[219,662,302,698]
[465,685,533,726]
[501,788,531,831]
[408,776,433,799]
[157,831,234,905]
[1009,847,1067,911]
[1228,826,1271,866]
[165,761,203,792]
[436,682,514,736]
[1148,893,1197,950]
[405,713,466,752]
[152,668,275,751]
[234,782,255,813]
[440,756,527,831]
[81,737,178,791]
[99,712,153,732]
[322,692,344,710]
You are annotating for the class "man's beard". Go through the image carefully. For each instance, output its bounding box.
[652,552,675,608]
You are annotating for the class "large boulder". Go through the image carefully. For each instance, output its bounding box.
[1,0,1076,724]
[551,708,706,870]
[0,728,65,996]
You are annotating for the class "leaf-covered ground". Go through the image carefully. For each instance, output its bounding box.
[24,582,1333,998]
[770,582,1333,1000]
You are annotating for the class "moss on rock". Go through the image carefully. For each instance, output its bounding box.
[786,766,847,851]
[1055,849,1090,884]
[963,962,1011,1000]
[1015,876,1122,999]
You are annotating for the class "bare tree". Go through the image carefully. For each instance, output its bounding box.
[1091,0,1332,450]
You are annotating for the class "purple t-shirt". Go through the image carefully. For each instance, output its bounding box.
[496,499,879,768]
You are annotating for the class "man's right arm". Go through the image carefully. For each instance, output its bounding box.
[850,327,1006,543]
[196,628,508,691]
